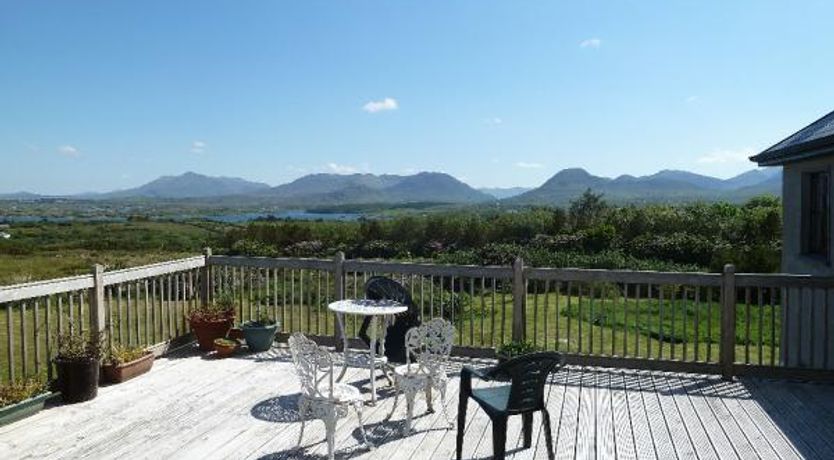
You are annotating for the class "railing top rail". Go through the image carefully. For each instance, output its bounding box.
[208,255,333,271]
[735,273,834,288]
[103,256,206,286]
[0,274,94,303]
[343,259,513,278]
[525,266,722,286]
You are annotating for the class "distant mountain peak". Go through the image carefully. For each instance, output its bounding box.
[265,171,491,205]
[100,172,271,199]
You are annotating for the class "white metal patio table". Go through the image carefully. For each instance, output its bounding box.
[328,299,408,404]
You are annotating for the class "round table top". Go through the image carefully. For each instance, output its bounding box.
[327,299,408,316]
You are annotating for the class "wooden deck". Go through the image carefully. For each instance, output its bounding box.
[2,346,834,460]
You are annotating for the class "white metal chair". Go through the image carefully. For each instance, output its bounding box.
[388,318,456,433]
[289,332,373,460]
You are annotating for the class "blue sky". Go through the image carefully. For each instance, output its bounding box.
[2,1,834,194]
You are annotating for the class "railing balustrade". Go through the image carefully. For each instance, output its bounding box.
[2,250,834,384]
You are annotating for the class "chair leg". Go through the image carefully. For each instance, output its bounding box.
[492,415,508,460]
[425,384,434,413]
[297,397,310,446]
[388,384,400,421]
[405,388,417,434]
[456,393,468,460]
[354,403,375,449]
[324,411,338,460]
[542,408,555,460]
[522,412,533,448]
[439,381,453,429]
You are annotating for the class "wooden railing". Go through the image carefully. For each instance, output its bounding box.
[2,250,834,384]
[0,256,207,383]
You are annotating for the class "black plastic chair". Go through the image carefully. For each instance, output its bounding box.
[456,352,564,460]
[359,276,421,363]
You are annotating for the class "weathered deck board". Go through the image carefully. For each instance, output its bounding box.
[3,346,834,460]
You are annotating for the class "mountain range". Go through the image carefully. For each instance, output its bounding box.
[0,168,781,207]
[508,168,781,205]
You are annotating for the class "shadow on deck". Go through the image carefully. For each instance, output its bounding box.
[2,345,834,459]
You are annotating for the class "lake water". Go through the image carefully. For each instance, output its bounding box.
[204,211,361,223]
[0,211,362,224]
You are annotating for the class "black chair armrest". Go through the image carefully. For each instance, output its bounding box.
[462,365,495,382]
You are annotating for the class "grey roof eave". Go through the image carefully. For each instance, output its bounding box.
[751,143,834,166]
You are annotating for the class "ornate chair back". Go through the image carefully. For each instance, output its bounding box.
[404,318,455,375]
[289,332,335,400]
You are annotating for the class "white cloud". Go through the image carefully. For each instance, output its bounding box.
[362,97,398,113]
[685,95,699,103]
[326,162,359,174]
[515,161,544,169]
[57,145,79,157]
[696,147,756,164]
[579,38,602,48]
[485,117,503,125]
[191,140,206,154]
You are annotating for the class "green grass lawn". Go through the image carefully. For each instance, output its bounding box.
[1,267,783,384]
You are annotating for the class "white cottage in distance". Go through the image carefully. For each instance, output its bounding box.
[751,110,834,369]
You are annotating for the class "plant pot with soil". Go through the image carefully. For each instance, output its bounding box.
[101,345,154,384]
[213,338,239,358]
[228,327,244,341]
[241,312,280,353]
[0,379,57,427]
[188,292,236,351]
[54,330,103,403]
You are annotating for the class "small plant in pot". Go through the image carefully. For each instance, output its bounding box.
[0,379,56,427]
[54,330,104,403]
[213,338,238,358]
[188,292,236,351]
[496,340,540,364]
[101,345,154,384]
[241,311,280,353]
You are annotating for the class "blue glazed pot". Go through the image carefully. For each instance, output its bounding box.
[241,321,280,352]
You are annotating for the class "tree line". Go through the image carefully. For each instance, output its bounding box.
[222,191,781,273]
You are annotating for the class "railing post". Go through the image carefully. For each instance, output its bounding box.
[720,264,736,380]
[512,256,526,343]
[90,264,106,341]
[333,252,345,351]
[201,247,212,307]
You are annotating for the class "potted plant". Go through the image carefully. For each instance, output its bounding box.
[54,331,103,403]
[213,338,238,358]
[496,340,540,364]
[228,327,244,341]
[0,379,57,427]
[241,311,280,352]
[187,292,236,351]
[101,345,154,384]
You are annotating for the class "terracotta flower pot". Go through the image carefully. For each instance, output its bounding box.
[102,352,154,384]
[190,316,234,351]
[213,339,238,358]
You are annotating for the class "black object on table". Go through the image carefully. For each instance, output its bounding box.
[358,276,421,363]
[456,352,565,460]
